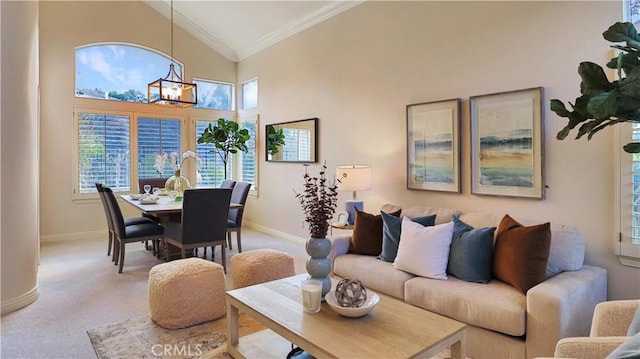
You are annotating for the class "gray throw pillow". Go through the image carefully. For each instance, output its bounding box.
[447,215,495,284]
[378,211,435,263]
[607,332,640,359]
[627,305,640,336]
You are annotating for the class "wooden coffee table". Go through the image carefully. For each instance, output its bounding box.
[226,274,467,358]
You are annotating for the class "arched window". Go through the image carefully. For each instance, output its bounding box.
[75,43,183,103]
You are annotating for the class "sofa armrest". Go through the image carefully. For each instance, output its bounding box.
[591,300,640,337]
[328,235,351,262]
[554,336,626,359]
[526,265,608,358]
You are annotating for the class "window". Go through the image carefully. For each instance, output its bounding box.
[241,78,258,109]
[617,123,640,265]
[137,117,182,179]
[193,79,233,110]
[282,127,312,161]
[75,43,181,103]
[74,109,184,198]
[75,110,131,194]
[195,120,231,187]
[238,115,258,195]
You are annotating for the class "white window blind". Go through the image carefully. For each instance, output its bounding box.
[137,117,181,179]
[195,120,230,187]
[239,119,257,190]
[618,123,640,264]
[76,111,131,193]
[282,128,311,161]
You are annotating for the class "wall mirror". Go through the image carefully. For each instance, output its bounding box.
[266,117,318,163]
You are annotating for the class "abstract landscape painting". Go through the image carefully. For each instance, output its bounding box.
[470,88,544,198]
[407,99,460,192]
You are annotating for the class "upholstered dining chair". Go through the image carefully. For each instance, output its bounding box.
[164,188,232,271]
[220,179,236,189]
[102,185,164,273]
[226,181,251,252]
[95,183,154,261]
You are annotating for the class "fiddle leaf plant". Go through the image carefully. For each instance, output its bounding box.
[551,22,640,153]
[197,118,250,179]
[266,124,286,156]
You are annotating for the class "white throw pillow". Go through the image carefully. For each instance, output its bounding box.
[393,217,454,279]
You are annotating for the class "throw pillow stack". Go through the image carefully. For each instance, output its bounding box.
[347,208,552,293]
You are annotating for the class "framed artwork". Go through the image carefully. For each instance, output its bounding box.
[407,99,461,192]
[470,87,544,199]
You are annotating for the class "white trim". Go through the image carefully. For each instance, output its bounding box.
[1,285,39,315]
[245,221,306,245]
[40,230,107,244]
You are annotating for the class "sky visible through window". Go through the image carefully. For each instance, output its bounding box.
[75,44,178,102]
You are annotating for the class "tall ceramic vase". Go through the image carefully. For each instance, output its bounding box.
[305,237,332,300]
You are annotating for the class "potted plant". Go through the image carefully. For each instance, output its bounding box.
[294,162,342,298]
[266,124,286,156]
[551,22,640,153]
[196,118,250,179]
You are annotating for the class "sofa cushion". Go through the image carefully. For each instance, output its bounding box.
[608,332,640,359]
[493,214,551,293]
[349,208,400,256]
[333,254,414,299]
[393,219,454,280]
[381,204,459,225]
[459,212,585,278]
[448,215,496,284]
[379,211,436,263]
[404,275,526,336]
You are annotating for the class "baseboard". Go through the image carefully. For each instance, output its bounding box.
[1,285,39,315]
[40,230,107,243]
[244,221,306,245]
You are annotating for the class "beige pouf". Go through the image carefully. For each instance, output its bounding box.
[148,258,226,329]
[230,249,295,288]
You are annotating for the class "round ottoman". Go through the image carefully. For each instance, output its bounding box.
[148,258,226,329]
[230,249,295,289]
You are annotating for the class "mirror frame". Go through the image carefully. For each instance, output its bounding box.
[265,117,318,163]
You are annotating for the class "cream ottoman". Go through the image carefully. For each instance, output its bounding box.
[230,249,295,288]
[148,258,226,329]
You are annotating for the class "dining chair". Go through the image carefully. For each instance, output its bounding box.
[103,185,164,273]
[220,179,236,189]
[164,188,232,271]
[95,183,154,261]
[226,181,251,252]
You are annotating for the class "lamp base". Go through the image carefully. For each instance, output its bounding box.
[345,200,363,226]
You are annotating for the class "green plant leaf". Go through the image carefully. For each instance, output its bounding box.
[578,62,613,95]
[550,99,571,117]
[624,142,640,153]
[603,22,640,50]
[586,90,617,120]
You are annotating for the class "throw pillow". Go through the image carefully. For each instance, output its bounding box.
[378,212,436,263]
[447,215,496,284]
[608,332,640,359]
[492,214,551,293]
[628,305,640,336]
[393,217,454,279]
[349,208,400,256]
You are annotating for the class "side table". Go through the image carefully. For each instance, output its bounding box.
[330,223,353,235]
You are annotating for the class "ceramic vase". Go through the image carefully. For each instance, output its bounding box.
[164,169,190,200]
[305,236,332,299]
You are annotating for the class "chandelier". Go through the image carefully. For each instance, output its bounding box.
[147,0,197,108]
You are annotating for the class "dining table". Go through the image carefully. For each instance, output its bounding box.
[119,192,243,260]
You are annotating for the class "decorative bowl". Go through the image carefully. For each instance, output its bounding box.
[325,290,380,318]
[130,193,143,200]
[139,196,159,204]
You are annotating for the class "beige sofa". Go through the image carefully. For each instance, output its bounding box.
[329,204,608,359]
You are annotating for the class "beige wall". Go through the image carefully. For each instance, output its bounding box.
[38,1,236,236]
[238,1,640,300]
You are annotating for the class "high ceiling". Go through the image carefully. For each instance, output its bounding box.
[144,1,363,62]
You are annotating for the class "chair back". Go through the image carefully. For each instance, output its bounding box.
[181,188,232,245]
[95,183,114,232]
[102,186,127,238]
[228,182,251,227]
[220,179,236,189]
[138,177,167,193]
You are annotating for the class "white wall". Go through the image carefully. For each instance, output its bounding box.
[1,0,40,313]
[238,1,640,300]
[38,1,236,237]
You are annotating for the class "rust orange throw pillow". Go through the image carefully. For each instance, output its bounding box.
[493,214,551,293]
[349,208,401,256]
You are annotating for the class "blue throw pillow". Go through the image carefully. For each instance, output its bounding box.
[608,332,640,359]
[447,215,496,284]
[628,305,640,336]
[378,211,435,263]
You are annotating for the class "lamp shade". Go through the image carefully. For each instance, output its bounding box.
[337,165,372,192]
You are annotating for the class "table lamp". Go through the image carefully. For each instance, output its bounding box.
[336,165,372,225]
